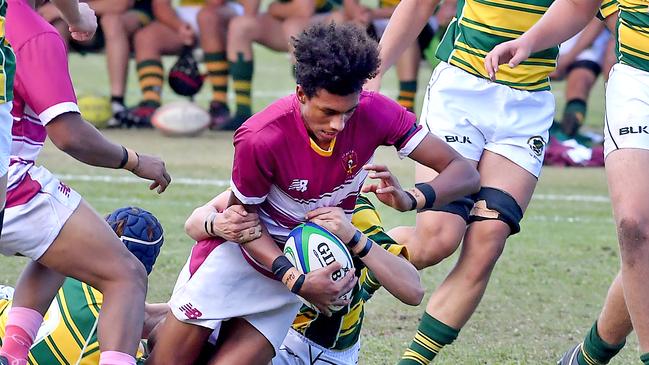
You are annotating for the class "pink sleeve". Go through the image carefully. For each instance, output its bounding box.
[370,93,427,158]
[15,32,79,124]
[230,126,274,205]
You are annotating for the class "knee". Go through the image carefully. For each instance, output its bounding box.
[110,254,148,295]
[461,226,507,282]
[617,216,649,262]
[99,14,124,37]
[134,26,160,58]
[229,15,257,40]
[409,221,464,269]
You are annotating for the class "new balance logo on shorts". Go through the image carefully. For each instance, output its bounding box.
[288,179,308,192]
[444,135,472,144]
[58,182,71,198]
[179,303,203,319]
[619,126,649,135]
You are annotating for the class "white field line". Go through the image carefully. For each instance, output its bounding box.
[59,174,611,203]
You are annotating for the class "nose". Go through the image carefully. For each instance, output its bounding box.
[330,115,345,131]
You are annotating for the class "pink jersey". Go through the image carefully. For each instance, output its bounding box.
[231,91,426,245]
[5,0,78,192]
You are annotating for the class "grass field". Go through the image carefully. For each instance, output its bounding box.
[3,47,635,364]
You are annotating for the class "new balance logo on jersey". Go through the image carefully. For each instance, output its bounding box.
[620,126,649,135]
[58,182,70,198]
[445,135,472,144]
[288,179,308,192]
[179,303,203,319]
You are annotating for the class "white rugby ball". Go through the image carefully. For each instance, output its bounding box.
[151,101,210,137]
[283,222,355,312]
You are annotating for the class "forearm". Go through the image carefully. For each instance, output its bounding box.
[371,6,394,19]
[185,205,219,241]
[361,248,423,305]
[523,0,601,53]
[241,232,284,270]
[50,0,81,24]
[423,157,480,207]
[47,113,127,168]
[377,0,438,75]
[563,19,605,62]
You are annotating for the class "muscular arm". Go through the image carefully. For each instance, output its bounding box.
[518,0,602,54]
[408,134,480,207]
[46,112,127,168]
[375,0,439,76]
[185,193,227,241]
[361,250,423,305]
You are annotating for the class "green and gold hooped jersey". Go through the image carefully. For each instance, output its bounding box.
[379,0,399,8]
[0,0,15,102]
[0,279,145,365]
[601,0,649,73]
[436,0,558,91]
[291,195,409,351]
[178,0,205,6]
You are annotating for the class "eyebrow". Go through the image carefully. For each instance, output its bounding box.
[322,104,358,114]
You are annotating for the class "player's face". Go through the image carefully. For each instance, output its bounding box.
[297,86,359,148]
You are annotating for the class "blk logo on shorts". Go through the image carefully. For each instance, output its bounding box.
[527,136,546,157]
[179,303,203,319]
[288,179,308,192]
[445,135,472,144]
[619,126,649,135]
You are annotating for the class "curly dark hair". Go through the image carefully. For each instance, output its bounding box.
[292,22,380,98]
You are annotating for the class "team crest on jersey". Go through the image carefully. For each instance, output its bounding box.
[341,151,358,175]
[289,179,309,192]
[527,136,546,157]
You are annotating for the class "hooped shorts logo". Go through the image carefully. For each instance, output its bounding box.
[341,150,358,175]
[527,136,546,157]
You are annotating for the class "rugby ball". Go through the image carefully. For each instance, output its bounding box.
[78,95,112,129]
[283,223,355,312]
[151,101,210,137]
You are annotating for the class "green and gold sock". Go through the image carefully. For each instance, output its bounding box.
[578,322,625,365]
[398,313,459,365]
[229,53,253,120]
[205,52,228,105]
[397,80,417,112]
[561,98,587,136]
[136,60,163,107]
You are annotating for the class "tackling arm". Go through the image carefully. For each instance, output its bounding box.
[359,249,423,305]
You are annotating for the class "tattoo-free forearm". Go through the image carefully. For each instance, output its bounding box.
[377,0,438,76]
[361,249,423,305]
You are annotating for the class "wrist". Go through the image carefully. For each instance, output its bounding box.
[123,148,139,172]
[272,256,305,294]
[204,212,217,237]
[413,183,436,211]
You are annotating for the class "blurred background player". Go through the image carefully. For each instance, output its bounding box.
[122,0,246,127]
[1,1,170,364]
[223,0,342,130]
[0,207,169,365]
[182,191,423,365]
[550,18,612,140]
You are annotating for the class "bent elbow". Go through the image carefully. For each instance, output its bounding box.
[401,285,425,306]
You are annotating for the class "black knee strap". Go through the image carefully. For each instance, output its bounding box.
[469,187,523,235]
[420,195,474,223]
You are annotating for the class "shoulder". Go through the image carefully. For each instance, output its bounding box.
[234,95,298,147]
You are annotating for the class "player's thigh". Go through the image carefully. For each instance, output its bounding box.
[477,150,537,213]
[135,21,184,55]
[146,312,212,365]
[606,149,649,228]
[208,318,274,365]
[36,200,146,290]
[256,15,291,52]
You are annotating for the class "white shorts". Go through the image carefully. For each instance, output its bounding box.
[421,62,555,177]
[176,3,244,34]
[1,164,81,260]
[273,329,360,365]
[168,240,302,356]
[604,63,649,157]
[559,29,610,66]
[0,102,12,177]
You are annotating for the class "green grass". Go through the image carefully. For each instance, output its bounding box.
[4,48,634,364]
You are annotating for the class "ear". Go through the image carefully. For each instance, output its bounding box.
[296,85,307,104]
